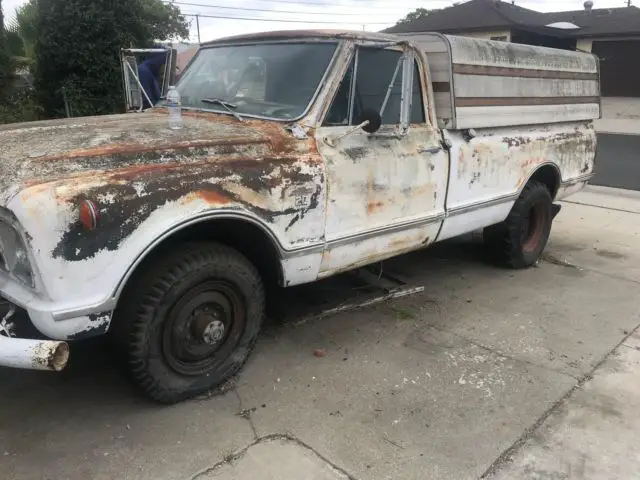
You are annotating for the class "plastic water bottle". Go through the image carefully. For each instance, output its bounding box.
[166,86,183,130]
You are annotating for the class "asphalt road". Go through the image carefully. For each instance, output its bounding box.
[593,133,640,191]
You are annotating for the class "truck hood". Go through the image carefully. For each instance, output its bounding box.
[0,110,297,206]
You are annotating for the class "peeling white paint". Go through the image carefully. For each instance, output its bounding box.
[97,192,117,204]
[0,31,598,347]
[132,182,147,197]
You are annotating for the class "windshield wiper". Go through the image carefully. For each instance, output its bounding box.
[201,98,243,121]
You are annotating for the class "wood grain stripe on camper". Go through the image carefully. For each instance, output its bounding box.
[456,96,600,107]
[453,64,599,81]
[432,82,451,93]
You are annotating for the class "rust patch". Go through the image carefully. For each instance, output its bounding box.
[4,109,327,263]
[18,183,50,200]
[108,161,193,181]
[104,154,295,183]
[51,153,324,261]
[387,236,416,250]
[197,189,231,204]
[38,138,267,162]
[367,200,385,214]
[345,146,368,162]
[503,136,531,148]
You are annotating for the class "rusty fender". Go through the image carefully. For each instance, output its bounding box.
[1,111,327,338]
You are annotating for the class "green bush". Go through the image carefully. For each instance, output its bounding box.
[34,0,188,119]
[0,85,42,124]
[0,0,14,101]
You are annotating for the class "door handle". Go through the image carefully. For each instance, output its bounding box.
[418,146,442,154]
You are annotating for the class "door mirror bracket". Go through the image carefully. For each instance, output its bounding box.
[357,109,382,134]
[323,109,383,147]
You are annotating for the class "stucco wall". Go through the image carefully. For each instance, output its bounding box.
[577,39,593,52]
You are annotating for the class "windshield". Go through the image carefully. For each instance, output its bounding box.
[174,42,338,120]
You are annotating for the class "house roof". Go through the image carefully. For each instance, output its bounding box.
[548,7,640,37]
[386,0,545,34]
[176,46,199,76]
[384,0,640,38]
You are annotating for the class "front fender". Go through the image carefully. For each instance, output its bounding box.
[8,159,325,327]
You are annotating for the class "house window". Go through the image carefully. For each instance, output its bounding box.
[490,36,508,42]
[323,47,425,127]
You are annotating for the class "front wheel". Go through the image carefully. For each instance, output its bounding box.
[115,242,265,404]
[483,181,553,269]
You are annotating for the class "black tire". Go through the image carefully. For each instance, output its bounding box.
[114,242,265,404]
[483,180,553,269]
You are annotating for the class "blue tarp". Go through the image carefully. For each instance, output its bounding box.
[138,53,165,108]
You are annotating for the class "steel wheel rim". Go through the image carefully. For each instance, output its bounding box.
[162,280,246,376]
[521,201,548,253]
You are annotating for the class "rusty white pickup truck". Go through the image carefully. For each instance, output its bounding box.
[0,30,599,402]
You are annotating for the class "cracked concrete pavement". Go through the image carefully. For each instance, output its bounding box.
[1,185,639,480]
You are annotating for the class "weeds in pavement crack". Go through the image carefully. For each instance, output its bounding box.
[541,253,582,269]
[234,389,258,439]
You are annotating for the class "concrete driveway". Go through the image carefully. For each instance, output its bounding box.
[593,96,640,192]
[593,134,640,192]
[1,186,639,480]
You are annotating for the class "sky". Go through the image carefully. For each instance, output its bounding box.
[2,0,633,43]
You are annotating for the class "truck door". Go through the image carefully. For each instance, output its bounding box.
[315,45,448,277]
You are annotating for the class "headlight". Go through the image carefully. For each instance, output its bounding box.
[0,221,35,288]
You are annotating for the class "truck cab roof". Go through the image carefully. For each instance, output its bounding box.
[202,29,401,46]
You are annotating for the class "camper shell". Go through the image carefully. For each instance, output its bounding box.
[398,32,601,129]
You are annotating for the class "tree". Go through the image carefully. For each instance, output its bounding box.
[0,0,14,100]
[34,0,189,118]
[5,0,38,70]
[395,8,435,26]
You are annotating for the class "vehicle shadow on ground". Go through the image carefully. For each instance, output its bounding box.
[0,236,491,411]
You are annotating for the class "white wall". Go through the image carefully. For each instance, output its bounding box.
[577,39,593,52]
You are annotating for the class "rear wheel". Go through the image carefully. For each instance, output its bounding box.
[114,242,265,404]
[484,180,553,269]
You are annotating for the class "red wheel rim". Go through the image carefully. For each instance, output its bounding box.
[521,202,549,253]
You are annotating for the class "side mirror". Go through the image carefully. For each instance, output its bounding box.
[357,109,382,134]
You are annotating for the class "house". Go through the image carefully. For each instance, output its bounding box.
[175,45,199,81]
[385,0,640,97]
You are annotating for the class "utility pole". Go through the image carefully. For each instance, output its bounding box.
[196,14,201,44]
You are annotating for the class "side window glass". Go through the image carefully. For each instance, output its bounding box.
[324,61,353,126]
[411,60,426,124]
[355,48,403,125]
[323,48,426,127]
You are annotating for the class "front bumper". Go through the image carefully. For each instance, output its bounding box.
[0,270,113,341]
[0,301,70,371]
